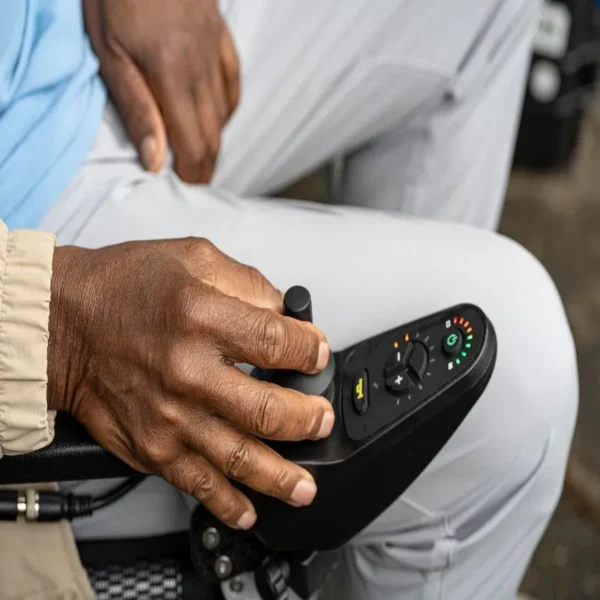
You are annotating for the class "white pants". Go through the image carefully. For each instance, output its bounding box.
[40,1,578,598]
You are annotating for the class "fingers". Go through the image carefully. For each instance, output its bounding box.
[150,69,211,183]
[194,80,222,179]
[210,295,330,373]
[209,64,229,126]
[148,59,227,184]
[101,53,168,173]
[203,364,335,441]
[219,26,241,115]
[185,419,318,508]
[168,452,256,530]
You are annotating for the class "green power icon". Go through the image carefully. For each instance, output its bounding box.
[447,333,458,347]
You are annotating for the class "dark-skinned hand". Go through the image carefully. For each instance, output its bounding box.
[83,0,239,182]
[48,238,334,530]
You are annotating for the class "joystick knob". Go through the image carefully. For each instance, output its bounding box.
[284,286,313,322]
[253,286,336,401]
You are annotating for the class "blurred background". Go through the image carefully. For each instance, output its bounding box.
[280,2,600,597]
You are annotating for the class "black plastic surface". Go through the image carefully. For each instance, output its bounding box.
[0,414,135,483]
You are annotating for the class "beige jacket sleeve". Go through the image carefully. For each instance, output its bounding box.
[0,219,95,599]
[0,219,56,457]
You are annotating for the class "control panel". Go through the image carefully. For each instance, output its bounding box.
[342,305,486,441]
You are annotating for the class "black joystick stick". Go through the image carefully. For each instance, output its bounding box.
[284,285,313,322]
[253,286,336,401]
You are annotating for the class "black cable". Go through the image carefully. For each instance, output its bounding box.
[91,474,146,511]
[0,475,146,522]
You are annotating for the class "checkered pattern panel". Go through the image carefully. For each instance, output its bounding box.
[86,558,184,600]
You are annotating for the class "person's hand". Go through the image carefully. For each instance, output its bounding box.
[48,238,333,530]
[83,0,240,183]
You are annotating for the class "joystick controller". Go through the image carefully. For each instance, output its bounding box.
[253,286,336,400]
[246,287,497,552]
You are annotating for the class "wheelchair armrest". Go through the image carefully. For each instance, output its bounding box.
[0,413,135,484]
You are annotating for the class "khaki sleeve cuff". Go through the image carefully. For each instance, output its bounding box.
[0,221,56,458]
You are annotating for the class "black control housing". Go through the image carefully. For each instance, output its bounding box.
[248,302,496,551]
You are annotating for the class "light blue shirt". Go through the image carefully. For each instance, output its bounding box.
[0,0,106,229]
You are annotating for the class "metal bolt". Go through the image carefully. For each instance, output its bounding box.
[229,577,244,593]
[202,527,221,550]
[215,555,233,580]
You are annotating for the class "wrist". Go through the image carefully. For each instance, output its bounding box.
[47,245,93,414]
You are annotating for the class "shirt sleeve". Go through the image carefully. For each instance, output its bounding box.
[0,219,56,457]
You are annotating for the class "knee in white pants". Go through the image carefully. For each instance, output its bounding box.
[343,234,578,599]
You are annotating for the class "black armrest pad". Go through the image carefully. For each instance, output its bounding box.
[0,414,135,484]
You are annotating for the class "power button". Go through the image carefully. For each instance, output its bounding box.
[443,329,463,356]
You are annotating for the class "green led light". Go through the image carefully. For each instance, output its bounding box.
[467,335,473,340]
[461,351,467,357]
[465,343,471,349]
[456,358,461,365]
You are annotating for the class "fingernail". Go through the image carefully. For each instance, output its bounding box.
[316,341,330,371]
[290,478,317,506]
[236,510,256,530]
[317,409,335,439]
[140,135,157,170]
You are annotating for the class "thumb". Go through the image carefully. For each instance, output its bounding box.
[102,56,167,172]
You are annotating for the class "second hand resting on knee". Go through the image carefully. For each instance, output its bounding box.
[47,238,335,531]
[83,0,239,183]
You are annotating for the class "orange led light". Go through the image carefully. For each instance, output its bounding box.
[404,333,410,342]
[459,317,464,325]
[393,341,399,349]
[464,321,470,328]
[467,327,473,333]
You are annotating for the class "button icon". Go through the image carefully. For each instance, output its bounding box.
[443,328,463,356]
[352,371,369,415]
[446,333,459,347]
[355,377,365,400]
[385,370,414,395]
[385,349,404,376]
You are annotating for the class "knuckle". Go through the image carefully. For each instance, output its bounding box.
[172,283,205,333]
[182,238,220,275]
[225,436,255,479]
[245,265,267,290]
[141,438,177,469]
[218,498,240,524]
[192,238,219,262]
[191,470,219,502]
[255,314,287,365]
[271,467,292,498]
[251,390,284,437]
